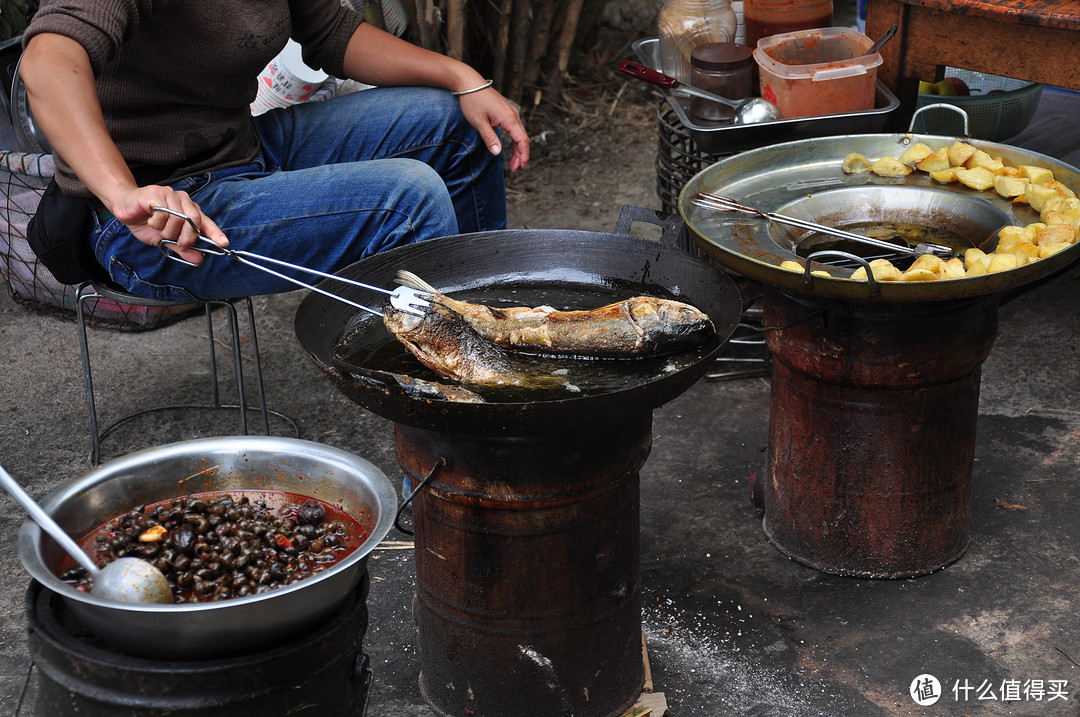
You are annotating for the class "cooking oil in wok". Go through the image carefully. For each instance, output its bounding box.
[336,283,721,404]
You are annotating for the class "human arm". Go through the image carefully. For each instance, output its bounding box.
[340,23,529,173]
[18,32,226,263]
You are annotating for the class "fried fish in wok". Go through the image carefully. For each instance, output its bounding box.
[396,271,714,359]
[383,302,570,389]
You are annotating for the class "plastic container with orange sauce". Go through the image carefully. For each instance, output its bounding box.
[743,0,832,50]
[753,27,882,119]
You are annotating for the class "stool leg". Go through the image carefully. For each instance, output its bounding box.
[213,300,249,436]
[202,303,221,409]
[243,297,272,435]
[75,285,103,466]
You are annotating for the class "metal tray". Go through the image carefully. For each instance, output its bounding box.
[632,38,900,154]
[678,131,1080,302]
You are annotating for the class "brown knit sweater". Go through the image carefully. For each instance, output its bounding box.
[23,0,363,197]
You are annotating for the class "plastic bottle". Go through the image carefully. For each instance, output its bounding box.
[742,0,833,50]
[658,0,739,84]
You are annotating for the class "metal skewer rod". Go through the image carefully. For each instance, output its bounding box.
[692,192,956,258]
[692,192,915,254]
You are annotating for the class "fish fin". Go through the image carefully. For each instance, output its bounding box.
[395,270,439,295]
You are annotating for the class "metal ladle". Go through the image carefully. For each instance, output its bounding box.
[617,61,782,125]
[0,464,173,604]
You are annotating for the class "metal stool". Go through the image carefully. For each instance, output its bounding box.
[75,281,297,465]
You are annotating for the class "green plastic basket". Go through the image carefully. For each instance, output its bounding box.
[914,68,1042,141]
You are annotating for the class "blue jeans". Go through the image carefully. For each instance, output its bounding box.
[91,87,506,302]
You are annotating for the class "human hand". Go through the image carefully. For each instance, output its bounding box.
[109,186,228,265]
[458,88,530,173]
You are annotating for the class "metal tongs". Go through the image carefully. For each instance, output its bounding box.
[691,192,957,259]
[152,206,431,316]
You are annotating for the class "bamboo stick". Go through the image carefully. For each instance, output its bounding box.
[492,0,513,92]
[413,0,441,51]
[575,0,609,53]
[522,0,559,96]
[505,0,531,101]
[447,0,466,60]
[546,0,585,100]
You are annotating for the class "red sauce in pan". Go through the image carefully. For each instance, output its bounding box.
[57,491,370,603]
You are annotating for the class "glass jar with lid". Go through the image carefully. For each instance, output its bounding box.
[689,42,754,123]
[658,0,738,84]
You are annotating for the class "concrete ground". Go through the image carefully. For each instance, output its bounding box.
[2,87,1080,716]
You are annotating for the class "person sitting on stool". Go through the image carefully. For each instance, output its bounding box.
[20,0,530,301]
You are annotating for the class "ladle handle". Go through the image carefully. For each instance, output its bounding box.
[866,22,897,56]
[0,465,99,575]
[617,61,737,108]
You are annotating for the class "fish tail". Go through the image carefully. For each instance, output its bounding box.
[395,270,440,295]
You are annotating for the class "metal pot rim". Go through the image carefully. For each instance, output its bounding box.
[16,436,397,615]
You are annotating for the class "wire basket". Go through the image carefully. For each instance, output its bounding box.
[914,68,1042,142]
[655,103,735,255]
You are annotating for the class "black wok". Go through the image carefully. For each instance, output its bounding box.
[294,205,743,435]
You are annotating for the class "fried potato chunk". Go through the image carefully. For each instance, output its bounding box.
[901,268,938,281]
[929,167,960,183]
[1039,242,1072,258]
[964,149,1005,173]
[1045,179,1077,199]
[850,258,903,282]
[993,175,1029,198]
[964,247,989,270]
[908,253,944,274]
[1020,165,1054,185]
[914,147,951,173]
[898,142,934,165]
[939,257,966,279]
[947,141,978,167]
[955,166,996,191]
[841,152,872,174]
[987,253,1020,273]
[1024,182,1059,212]
[871,156,913,177]
[1036,224,1076,246]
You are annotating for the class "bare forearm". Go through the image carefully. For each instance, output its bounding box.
[340,23,529,172]
[341,23,485,93]
[21,33,136,207]
[20,33,226,258]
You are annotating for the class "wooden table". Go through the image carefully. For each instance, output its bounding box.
[866,0,1080,127]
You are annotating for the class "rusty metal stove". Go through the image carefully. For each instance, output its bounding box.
[396,414,650,717]
[292,211,745,716]
[761,289,997,577]
[25,577,372,716]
